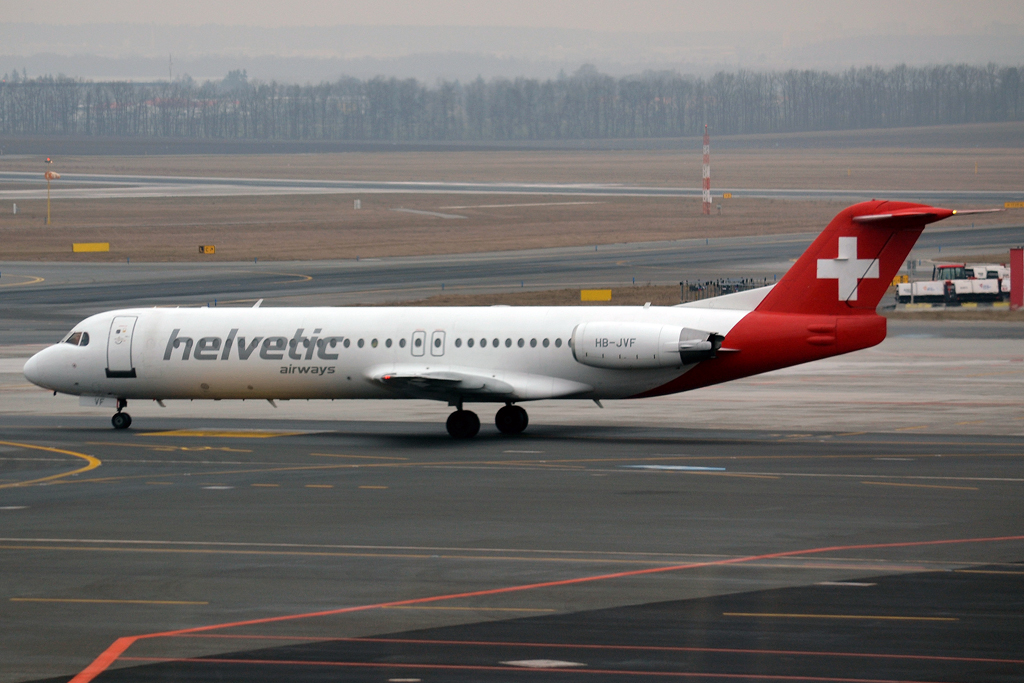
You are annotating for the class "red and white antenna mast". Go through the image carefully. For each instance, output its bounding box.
[701,124,711,215]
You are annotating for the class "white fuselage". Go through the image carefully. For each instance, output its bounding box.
[24,305,750,403]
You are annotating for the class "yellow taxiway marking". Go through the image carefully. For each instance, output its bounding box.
[955,420,987,426]
[311,453,409,460]
[0,541,964,573]
[0,275,44,288]
[88,441,252,453]
[861,481,979,491]
[0,543,745,567]
[895,425,930,431]
[0,441,101,489]
[0,544,672,564]
[11,597,207,605]
[142,430,304,438]
[256,270,314,285]
[305,484,333,488]
[382,606,555,612]
[955,569,1024,575]
[724,612,957,622]
[359,485,388,489]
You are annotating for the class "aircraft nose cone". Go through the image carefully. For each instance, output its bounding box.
[23,350,51,389]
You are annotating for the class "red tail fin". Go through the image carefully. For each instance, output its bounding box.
[756,201,954,315]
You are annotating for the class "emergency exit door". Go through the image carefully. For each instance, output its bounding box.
[430,330,446,357]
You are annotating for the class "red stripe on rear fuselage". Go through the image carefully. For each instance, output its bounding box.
[632,311,885,398]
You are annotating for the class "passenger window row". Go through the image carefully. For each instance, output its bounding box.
[61,331,558,352]
[454,337,561,349]
[337,337,563,350]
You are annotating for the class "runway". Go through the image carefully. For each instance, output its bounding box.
[2,171,1024,203]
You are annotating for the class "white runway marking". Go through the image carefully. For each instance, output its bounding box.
[623,465,727,471]
[503,660,586,668]
[440,201,603,209]
[390,208,466,219]
[817,581,877,587]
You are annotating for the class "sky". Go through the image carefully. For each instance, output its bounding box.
[2,0,1020,34]
[1,1,1021,82]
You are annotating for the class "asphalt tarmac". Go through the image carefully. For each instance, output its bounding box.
[2,418,1022,683]
[1,227,1023,683]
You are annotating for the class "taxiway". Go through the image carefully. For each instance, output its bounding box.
[1,226,1022,682]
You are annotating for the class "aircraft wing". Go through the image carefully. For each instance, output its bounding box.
[369,366,592,401]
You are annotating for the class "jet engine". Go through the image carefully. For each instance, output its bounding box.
[571,322,721,369]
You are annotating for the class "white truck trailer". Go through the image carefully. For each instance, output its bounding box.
[896,263,1008,304]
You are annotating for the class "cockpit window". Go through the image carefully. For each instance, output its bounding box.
[62,331,89,346]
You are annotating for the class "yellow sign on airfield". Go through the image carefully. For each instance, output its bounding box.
[722,192,732,199]
[72,243,110,253]
[1005,202,1024,209]
[199,245,216,254]
[581,289,612,301]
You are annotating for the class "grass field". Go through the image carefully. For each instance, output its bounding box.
[0,124,1020,262]
[0,193,863,261]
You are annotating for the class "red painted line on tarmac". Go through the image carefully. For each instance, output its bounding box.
[167,634,1024,665]
[117,656,951,682]
[67,638,138,683]
[69,534,1024,683]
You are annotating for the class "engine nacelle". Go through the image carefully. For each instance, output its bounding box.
[571,322,720,369]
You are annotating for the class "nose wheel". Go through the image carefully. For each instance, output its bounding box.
[446,410,480,439]
[495,404,529,435]
[111,399,131,430]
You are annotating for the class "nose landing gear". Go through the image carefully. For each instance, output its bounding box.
[495,404,529,435]
[111,398,132,430]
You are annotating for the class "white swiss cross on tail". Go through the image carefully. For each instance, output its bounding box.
[816,236,879,301]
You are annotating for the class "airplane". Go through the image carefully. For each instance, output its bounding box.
[22,200,992,438]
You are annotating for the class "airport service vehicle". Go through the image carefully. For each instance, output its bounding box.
[896,262,1008,304]
[23,201,986,438]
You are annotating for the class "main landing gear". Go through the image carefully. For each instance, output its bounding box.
[495,403,528,435]
[446,409,480,439]
[111,398,132,430]
[445,403,529,439]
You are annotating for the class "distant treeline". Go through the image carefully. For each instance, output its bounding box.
[1,64,1021,141]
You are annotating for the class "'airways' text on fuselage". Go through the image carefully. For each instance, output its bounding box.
[164,328,341,362]
[593,337,637,348]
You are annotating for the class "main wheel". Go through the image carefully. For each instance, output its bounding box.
[111,412,132,430]
[446,410,480,439]
[495,404,528,435]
